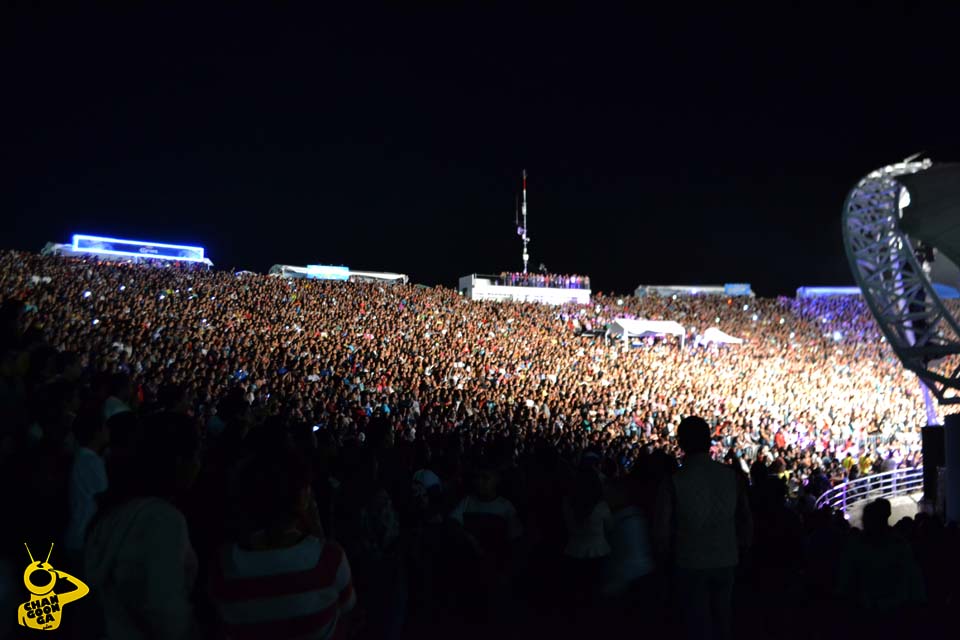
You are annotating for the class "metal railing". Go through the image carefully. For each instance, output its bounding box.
[814,467,924,515]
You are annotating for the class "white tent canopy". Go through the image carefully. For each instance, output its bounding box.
[608,318,686,346]
[702,327,744,345]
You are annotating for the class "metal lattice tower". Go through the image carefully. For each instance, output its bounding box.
[521,170,530,274]
[843,158,960,406]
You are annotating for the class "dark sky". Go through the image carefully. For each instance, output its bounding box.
[4,3,960,296]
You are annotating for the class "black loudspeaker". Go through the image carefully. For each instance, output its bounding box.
[922,425,945,502]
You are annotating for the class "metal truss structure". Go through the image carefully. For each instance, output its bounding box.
[843,158,960,405]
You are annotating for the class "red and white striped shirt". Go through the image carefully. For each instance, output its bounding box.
[211,536,356,640]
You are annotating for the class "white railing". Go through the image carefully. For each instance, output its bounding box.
[814,467,924,514]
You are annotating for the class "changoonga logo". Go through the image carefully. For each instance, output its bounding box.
[18,543,89,631]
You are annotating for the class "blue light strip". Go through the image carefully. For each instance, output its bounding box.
[796,286,862,298]
[306,265,350,280]
[71,234,206,262]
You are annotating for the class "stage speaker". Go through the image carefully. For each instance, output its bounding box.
[921,425,945,502]
[945,414,960,523]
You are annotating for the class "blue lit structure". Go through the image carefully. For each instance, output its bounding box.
[795,286,863,298]
[41,235,212,267]
[305,265,350,281]
[842,158,960,523]
[634,284,754,298]
[723,283,753,296]
[71,234,206,262]
[933,283,960,299]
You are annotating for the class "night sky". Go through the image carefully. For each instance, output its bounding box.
[5,4,960,296]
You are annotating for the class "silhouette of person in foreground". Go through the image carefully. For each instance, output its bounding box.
[835,498,925,625]
[655,416,752,640]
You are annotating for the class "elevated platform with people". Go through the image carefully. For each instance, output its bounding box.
[458,273,591,304]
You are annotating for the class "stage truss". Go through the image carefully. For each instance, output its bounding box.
[843,158,960,405]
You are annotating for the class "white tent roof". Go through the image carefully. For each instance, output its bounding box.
[702,327,744,345]
[608,318,685,338]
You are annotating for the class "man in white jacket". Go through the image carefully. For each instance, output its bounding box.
[655,416,752,640]
[86,497,199,640]
[84,412,202,640]
[65,412,110,564]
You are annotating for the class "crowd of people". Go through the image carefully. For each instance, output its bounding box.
[0,250,956,639]
[498,272,590,289]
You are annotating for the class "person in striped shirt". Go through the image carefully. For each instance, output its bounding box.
[210,444,356,640]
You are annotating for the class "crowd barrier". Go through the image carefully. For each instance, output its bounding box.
[814,467,923,515]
